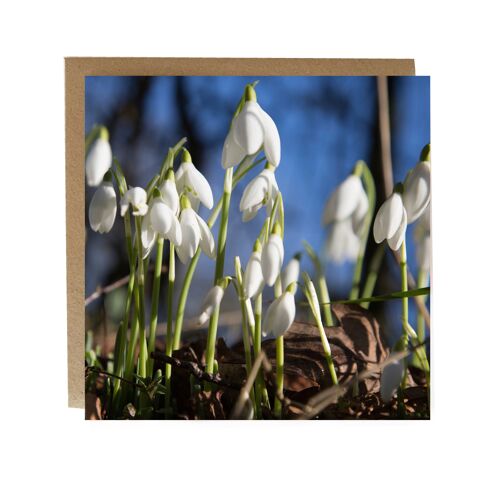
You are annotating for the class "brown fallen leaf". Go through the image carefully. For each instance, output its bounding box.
[261,303,389,395]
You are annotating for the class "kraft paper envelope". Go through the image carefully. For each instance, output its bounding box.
[67,57,415,409]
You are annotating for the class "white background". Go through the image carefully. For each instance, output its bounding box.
[1,1,499,498]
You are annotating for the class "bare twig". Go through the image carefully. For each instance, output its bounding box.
[377,76,394,198]
[85,265,168,306]
[149,351,242,390]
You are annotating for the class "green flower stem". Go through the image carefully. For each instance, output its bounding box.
[350,161,376,300]
[134,216,147,379]
[205,167,234,378]
[164,242,176,408]
[399,239,410,395]
[234,257,256,414]
[147,237,164,377]
[416,268,427,344]
[303,240,335,327]
[274,336,285,418]
[273,277,284,418]
[124,306,139,379]
[302,272,338,386]
[171,157,264,351]
[360,243,385,308]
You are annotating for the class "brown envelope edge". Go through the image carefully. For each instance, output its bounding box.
[67,57,415,409]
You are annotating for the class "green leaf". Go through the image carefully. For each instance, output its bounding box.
[333,287,430,305]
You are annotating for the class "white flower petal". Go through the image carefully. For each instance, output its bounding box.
[403,161,431,224]
[263,296,280,336]
[89,183,117,234]
[234,101,265,155]
[281,257,300,290]
[380,358,404,403]
[85,138,112,187]
[222,126,246,168]
[352,188,369,236]
[266,292,295,338]
[416,233,432,272]
[159,179,180,215]
[167,216,182,247]
[262,234,284,286]
[387,207,407,251]
[176,208,201,264]
[242,206,259,222]
[150,200,174,236]
[324,219,360,264]
[183,162,214,210]
[322,175,364,225]
[373,193,405,243]
[194,212,216,259]
[244,252,265,299]
[259,107,281,166]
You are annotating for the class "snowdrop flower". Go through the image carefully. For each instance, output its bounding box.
[175,149,213,211]
[261,223,284,286]
[239,165,280,222]
[243,240,265,299]
[324,219,360,263]
[322,171,369,263]
[263,283,296,338]
[380,357,405,403]
[196,283,226,326]
[175,195,216,264]
[85,129,112,187]
[88,176,117,234]
[281,253,301,290]
[120,187,148,217]
[414,206,431,272]
[140,189,183,258]
[373,188,407,251]
[403,161,431,223]
[322,174,368,227]
[159,172,180,215]
[222,85,280,168]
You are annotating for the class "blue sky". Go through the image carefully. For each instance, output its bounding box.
[85,76,430,342]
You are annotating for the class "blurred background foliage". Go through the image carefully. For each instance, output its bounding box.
[85,76,430,346]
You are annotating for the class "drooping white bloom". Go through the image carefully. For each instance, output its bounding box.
[414,206,431,272]
[373,192,407,251]
[120,187,148,217]
[197,285,225,326]
[261,233,284,286]
[322,173,369,264]
[380,358,405,403]
[150,200,181,244]
[159,177,180,215]
[175,160,213,211]
[176,206,216,264]
[89,182,117,234]
[325,219,360,263]
[85,137,112,187]
[281,255,300,291]
[263,291,296,338]
[243,251,264,299]
[403,161,431,223]
[239,168,279,221]
[222,89,280,168]
[322,175,368,226]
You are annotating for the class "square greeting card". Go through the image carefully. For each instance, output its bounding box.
[66,58,430,420]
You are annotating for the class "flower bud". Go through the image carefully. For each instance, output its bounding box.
[373,192,407,250]
[197,285,225,326]
[89,181,117,233]
[85,132,112,187]
[263,290,296,338]
[261,233,284,286]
